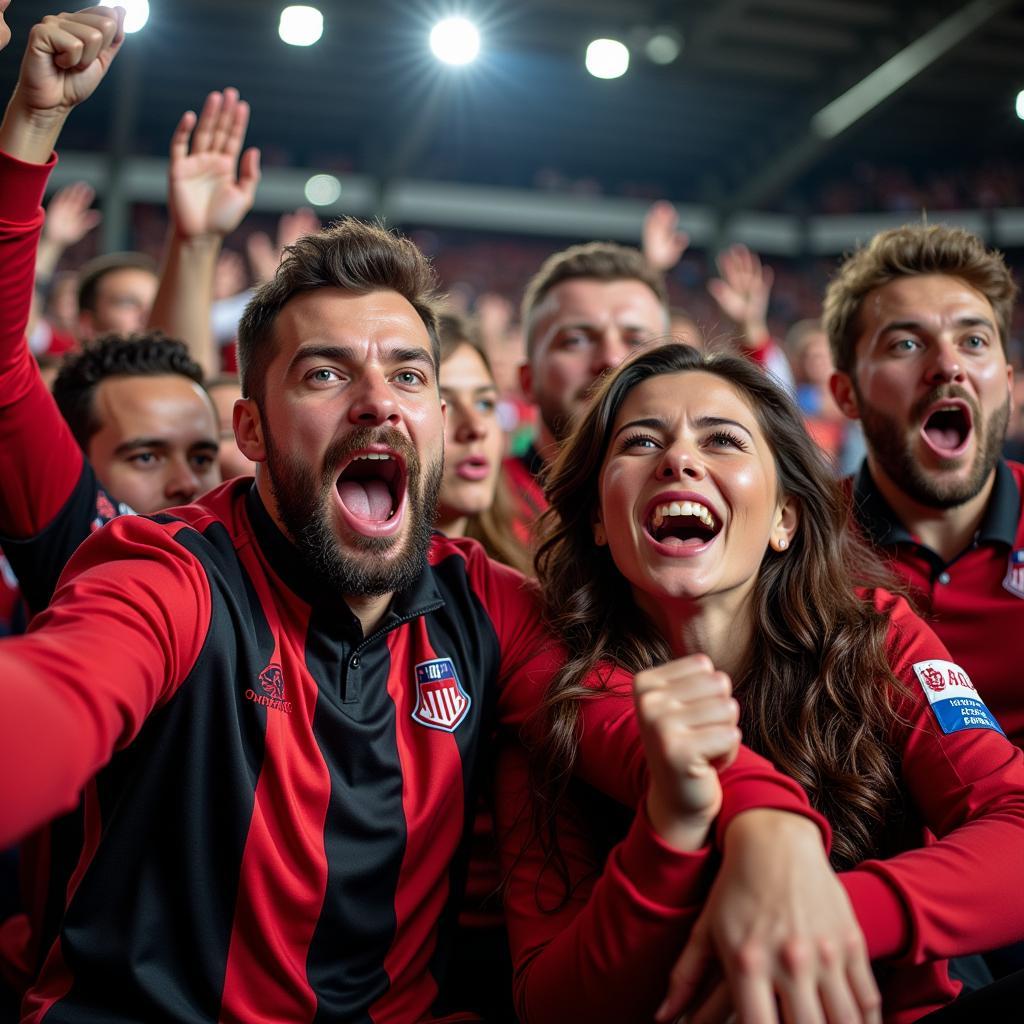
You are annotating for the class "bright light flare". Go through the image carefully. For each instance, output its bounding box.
[1016,89,1024,122]
[100,0,149,33]
[430,17,481,66]
[279,5,323,47]
[304,174,341,206]
[586,38,629,80]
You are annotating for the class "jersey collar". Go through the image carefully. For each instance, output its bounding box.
[852,458,1019,551]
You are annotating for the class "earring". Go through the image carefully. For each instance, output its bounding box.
[776,537,788,550]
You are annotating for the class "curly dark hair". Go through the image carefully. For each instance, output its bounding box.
[533,342,907,871]
[52,332,207,449]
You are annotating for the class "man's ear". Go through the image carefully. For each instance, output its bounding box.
[233,398,267,463]
[829,371,861,421]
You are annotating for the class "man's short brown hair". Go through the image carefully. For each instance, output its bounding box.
[77,251,158,314]
[823,224,1018,375]
[237,219,443,404]
[521,241,668,358]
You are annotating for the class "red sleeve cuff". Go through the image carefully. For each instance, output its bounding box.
[840,867,911,960]
[716,775,832,852]
[610,807,716,911]
[0,149,56,222]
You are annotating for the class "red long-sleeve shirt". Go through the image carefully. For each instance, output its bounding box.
[496,589,1024,1024]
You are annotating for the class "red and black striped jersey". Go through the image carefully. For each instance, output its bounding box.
[2,480,559,1022]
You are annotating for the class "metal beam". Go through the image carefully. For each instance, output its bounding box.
[718,0,1015,215]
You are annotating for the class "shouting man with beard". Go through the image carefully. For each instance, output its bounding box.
[826,225,1024,749]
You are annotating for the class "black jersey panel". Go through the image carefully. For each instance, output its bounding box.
[304,602,402,1023]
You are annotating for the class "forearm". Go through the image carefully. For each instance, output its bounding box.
[149,230,222,377]
[0,94,68,166]
[0,148,84,537]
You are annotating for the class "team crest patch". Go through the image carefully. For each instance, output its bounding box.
[1003,549,1024,599]
[412,658,471,733]
[912,659,1004,736]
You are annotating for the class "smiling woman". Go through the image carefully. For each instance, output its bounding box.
[495,342,1024,1023]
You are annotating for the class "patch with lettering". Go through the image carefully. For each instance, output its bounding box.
[912,659,1004,736]
[412,658,471,733]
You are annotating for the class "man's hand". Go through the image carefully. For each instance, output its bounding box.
[43,181,101,248]
[707,243,773,348]
[656,810,881,1024]
[634,654,740,851]
[0,6,125,163]
[246,206,318,283]
[643,200,690,272]
[168,88,260,241]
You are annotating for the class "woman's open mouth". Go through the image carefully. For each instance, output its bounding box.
[920,401,973,459]
[646,499,722,550]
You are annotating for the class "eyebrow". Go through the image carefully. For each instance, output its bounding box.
[290,344,435,370]
[113,437,219,456]
[612,414,754,441]
[881,316,996,333]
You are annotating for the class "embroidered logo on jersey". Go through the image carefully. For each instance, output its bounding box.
[912,659,1004,736]
[412,658,471,733]
[245,663,293,714]
[1002,549,1024,599]
[90,491,134,533]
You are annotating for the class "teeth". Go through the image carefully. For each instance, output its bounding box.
[650,500,716,531]
[355,453,393,461]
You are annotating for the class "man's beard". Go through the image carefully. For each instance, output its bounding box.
[857,383,1009,509]
[540,379,603,443]
[264,424,443,598]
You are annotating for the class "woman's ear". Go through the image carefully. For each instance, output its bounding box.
[592,515,607,547]
[771,495,800,552]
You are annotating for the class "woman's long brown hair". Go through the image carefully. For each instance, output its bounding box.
[533,343,906,870]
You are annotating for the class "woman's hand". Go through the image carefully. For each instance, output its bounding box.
[634,654,741,851]
[657,809,881,1024]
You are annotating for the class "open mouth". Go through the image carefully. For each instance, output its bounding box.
[646,499,721,549]
[921,402,972,457]
[336,451,406,525]
[455,455,490,482]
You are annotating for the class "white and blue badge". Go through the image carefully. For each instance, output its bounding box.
[412,657,472,733]
[1003,549,1024,599]
[912,659,1004,736]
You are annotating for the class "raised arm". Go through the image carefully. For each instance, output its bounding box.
[148,87,261,377]
[0,7,123,540]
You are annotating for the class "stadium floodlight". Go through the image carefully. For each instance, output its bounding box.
[100,0,149,33]
[279,5,324,47]
[430,16,480,66]
[586,38,629,80]
[1017,89,1024,122]
[645,31,681,66]
[304,174,342,207]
